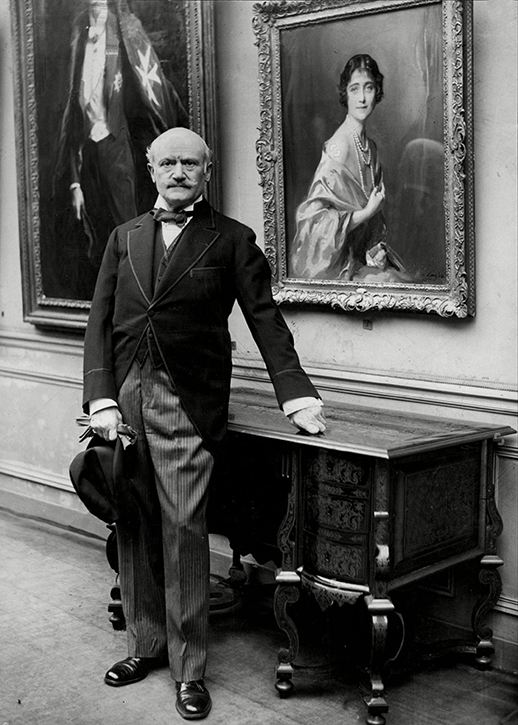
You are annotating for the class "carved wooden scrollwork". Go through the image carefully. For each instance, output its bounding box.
[301,573,363,610]
[276,473,297,570]
[274,583,301,663]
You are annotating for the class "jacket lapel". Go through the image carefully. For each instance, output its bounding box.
[126,200,221,305]
[127,213,155,304]
[152,200,220,303]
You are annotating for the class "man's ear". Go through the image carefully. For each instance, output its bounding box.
[147,163,155,181]
[204,163,213,183]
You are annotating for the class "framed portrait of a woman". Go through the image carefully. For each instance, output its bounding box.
[254,0,474,316]
[11,0,218,329]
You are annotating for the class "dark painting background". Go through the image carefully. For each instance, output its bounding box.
[33,0,189,302]
[281,3,446,283]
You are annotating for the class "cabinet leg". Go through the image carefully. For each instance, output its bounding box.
[363,596,394,725]
[473,555,503,669]
[274,582,300,697]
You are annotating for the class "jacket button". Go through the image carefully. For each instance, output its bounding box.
[148,309,155,317]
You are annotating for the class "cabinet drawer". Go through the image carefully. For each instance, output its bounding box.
[302,531,368,584]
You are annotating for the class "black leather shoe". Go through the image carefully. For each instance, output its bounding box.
[104,657,153,687]
[175,680,212,720]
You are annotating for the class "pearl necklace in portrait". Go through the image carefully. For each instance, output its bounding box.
[352,127,371,164]
[353,137,373,199]
[347,119,374,199]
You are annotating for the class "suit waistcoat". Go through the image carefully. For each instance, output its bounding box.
[136,221,185,367]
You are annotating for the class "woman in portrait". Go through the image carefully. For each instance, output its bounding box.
[290,54,406,281]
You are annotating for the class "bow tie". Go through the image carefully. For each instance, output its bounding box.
[153,208,194,226]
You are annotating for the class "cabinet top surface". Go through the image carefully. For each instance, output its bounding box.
[228,388,515,458]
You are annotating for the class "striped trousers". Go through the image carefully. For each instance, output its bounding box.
[116,357,214,682]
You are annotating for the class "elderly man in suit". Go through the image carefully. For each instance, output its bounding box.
[84,127,325,720]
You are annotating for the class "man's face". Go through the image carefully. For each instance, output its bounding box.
[148,130,212,210]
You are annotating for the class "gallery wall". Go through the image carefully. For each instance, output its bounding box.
[0,0,516,671]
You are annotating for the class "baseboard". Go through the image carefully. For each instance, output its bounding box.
[414,616,518,676]
[0,476,110,540]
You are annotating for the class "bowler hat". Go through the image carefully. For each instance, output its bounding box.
[69,435,139,526]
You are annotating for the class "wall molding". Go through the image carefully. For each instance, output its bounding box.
[0,460,73,492]
[232,361,518,419]
[0,328,83,356]
[494,596,518,617]
[0,364,81,389]
[5,359,514,417]
[496,445,518,460]
[1,334,516,415]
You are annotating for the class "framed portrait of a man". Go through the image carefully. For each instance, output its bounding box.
[254,0,475,317]
[11,0,218,329]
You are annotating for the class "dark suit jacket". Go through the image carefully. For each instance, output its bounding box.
[83,199,319,456]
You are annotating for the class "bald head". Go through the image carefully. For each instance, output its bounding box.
[147,128,212,168]
[146,127,212,211]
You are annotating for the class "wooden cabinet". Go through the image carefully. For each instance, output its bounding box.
[225,388,514,725]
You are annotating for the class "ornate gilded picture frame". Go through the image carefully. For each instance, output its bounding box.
[253,0,475,316]
[11,0,218,330]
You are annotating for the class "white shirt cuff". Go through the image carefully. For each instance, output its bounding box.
[282,397,323,417]
[89,398,118,415]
